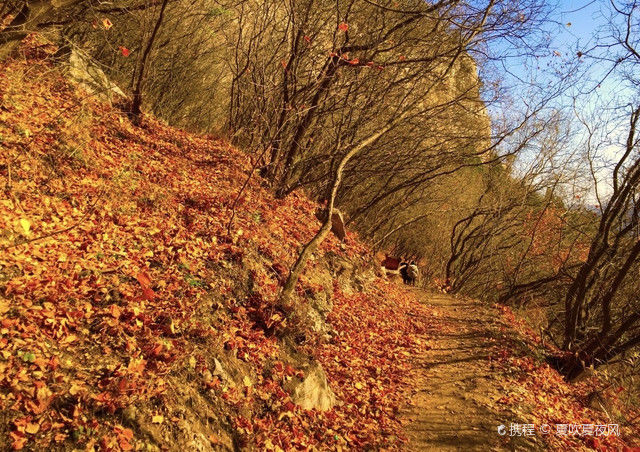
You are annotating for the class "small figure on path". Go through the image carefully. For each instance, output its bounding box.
[399,261,410,284]
[399,261,419,285]
[407,261,420,286]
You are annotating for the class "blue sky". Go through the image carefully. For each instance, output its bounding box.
[482,1,638,202]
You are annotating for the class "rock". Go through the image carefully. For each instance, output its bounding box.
[330,210,346,241]
[123,405,138,424]
[189,433,214,452]
[305,306,327,333]
[586,390,620,417]
[571,366,595,383]
[309,286,332,314]
[212,358,232,383]
[65,49,126,101]
[353,268,376,291]
[289,363,336,411]
[315,208,347,241]
[326,252,355,278]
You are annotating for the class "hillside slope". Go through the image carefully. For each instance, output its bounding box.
[1,40,638,452]
[0,40,435,451]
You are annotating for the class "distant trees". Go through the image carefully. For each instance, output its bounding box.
[440,110,586,300]
[0,1,162,61]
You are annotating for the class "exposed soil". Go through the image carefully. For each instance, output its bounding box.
[400,291,540,451]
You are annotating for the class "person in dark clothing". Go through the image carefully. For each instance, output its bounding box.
[399,261,410,284]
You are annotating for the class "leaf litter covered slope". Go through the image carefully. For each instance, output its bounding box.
[0,43,435,450]
[2,40,637,452]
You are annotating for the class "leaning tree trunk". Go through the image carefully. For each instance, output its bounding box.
[129,0,169,125]
[279,111,410,311]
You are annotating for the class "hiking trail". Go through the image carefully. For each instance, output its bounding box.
[400,291,540,451]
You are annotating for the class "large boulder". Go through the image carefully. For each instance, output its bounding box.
[65,49,126,101]
[288,362,336,411]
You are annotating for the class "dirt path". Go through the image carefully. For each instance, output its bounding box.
[400,291,539,451]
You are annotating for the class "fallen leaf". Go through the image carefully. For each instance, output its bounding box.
[19,218,31,234]
[25,423,39,435]
[151,415,164,424]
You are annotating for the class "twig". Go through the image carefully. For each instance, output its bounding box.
[1,189,104,251]
[226,144,272,236]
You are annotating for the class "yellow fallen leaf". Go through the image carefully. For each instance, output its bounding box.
[19,218,31,234]
[354,382,364,390]
[25,423,39,434]
[69,384,84,396]
[152,415,164,424]
[243,376,252,387]
[189,356,196,369]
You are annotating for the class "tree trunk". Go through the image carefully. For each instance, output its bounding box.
[279,112,410,310]
[129,0,169,125]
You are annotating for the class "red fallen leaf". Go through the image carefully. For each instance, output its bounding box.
[349,58,360,65]
[118,428,134,440]
[589,437,602,449]
[303,35,311,43]
[13,417,28,431]
[151,343,164,357]
[338,22,349,32]
[54,433,67,443]
[142,286,156,301]
[136,271,152,288]
[119,46,130,57]
[102,18,113,30]
[109,304,121,319]
[10,432,27,450]
[33,357,47,370]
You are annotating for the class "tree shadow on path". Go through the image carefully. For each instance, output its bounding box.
[399,291,542,452]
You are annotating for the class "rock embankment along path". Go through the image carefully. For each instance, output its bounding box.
[400,292,540,451]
